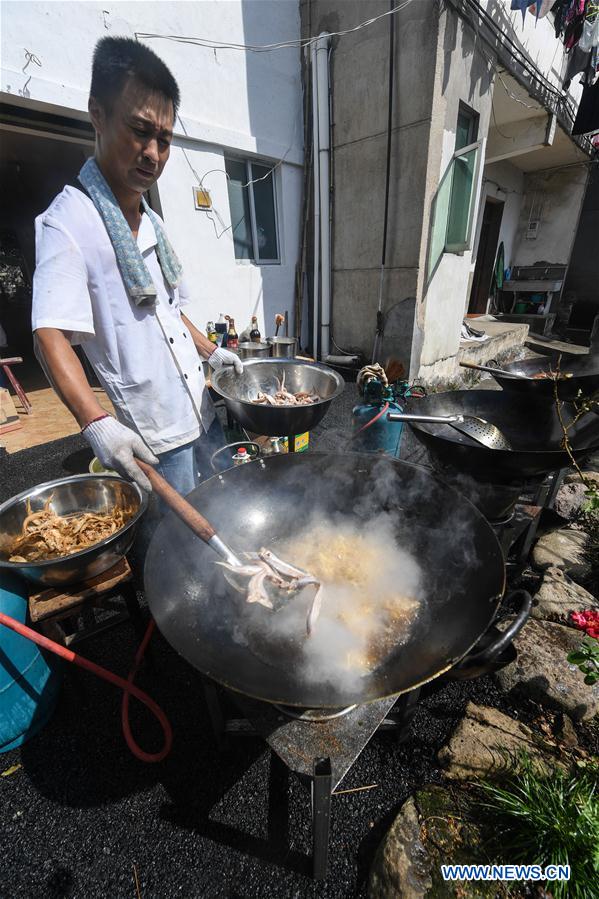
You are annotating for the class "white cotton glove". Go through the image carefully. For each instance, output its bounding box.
[209,346,243,375]
[82,416,158,493]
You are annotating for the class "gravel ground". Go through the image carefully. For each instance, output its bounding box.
[0,402,586,898]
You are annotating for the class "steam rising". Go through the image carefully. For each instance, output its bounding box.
[236,512,423,693]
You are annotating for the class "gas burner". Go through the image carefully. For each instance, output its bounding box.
[272,703,357,721]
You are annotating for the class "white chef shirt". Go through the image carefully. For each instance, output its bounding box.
[32,186,215,455]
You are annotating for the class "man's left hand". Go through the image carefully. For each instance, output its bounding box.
[209,346,243,375]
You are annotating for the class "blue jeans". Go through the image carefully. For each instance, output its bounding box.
[154,418,226,496]
[131,418,226,576]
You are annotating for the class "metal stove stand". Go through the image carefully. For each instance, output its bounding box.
[200,471,563,879]
[202,682,420,879]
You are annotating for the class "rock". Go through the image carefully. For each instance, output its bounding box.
[369,786,498,898]
[496,617,599,721]
[531,565,598,626]
[438,703,561,781]
[532,529,591,581]
[553,483,588,521]
[563,469,599,487]
[553,713,579,749]
[368,796,432,898]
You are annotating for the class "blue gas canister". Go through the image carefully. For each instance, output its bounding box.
[351,397,404,456]
[0,572,62,753]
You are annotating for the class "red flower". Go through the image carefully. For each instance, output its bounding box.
[571,609,599,639]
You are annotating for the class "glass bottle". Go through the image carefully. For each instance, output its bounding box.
[249,316,261,342]
[227,317,239,349]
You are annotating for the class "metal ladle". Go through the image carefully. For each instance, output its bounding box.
[386,412,512,450]
[135,458,242,567]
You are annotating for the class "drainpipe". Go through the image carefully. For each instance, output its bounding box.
[316,33,331,360]
[311,41,321,360]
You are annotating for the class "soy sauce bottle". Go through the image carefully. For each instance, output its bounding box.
[227,317,239,349]
[249,316,261,342]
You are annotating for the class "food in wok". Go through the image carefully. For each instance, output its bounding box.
[251,371,320,406]
[225,517,422,685]
[7,495,135,562]
[531,369,573,380]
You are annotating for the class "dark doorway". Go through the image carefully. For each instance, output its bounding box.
[469,198,504,314]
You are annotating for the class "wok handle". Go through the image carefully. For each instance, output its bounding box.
[464,589,532,664]
[459,361,525,379]
[135,458,216,544]
[387,412,462,424]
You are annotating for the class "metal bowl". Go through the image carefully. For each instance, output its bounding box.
[0,475,147,587]
[211,358,345,436]
[237,341,271,360]
[267,336,297,358]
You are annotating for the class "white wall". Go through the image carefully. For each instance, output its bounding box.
[480,0,583,107]
[417,8,495,379]
[513,166,588,265]
[469,159,525,298]
[0,0,304,338]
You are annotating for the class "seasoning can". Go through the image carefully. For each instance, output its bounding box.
[232,447,251,465]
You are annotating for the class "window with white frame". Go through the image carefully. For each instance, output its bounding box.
[224,157,280,263]
[428,103,484,272]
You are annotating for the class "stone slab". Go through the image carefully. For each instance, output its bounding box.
[532,529,591,581]
[531,565,597,626]
[438,703,562,781]
[496,618,599,721]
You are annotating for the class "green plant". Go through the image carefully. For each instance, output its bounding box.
[475,754,599,899]
[568,636,599,686]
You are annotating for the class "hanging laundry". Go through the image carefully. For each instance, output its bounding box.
[579,13,599,52]
[535,0,555,18]
[511,0,532,24]
[572,76,599,134]
[563,44,598,87]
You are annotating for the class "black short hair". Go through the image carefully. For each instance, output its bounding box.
[90,37,180,117]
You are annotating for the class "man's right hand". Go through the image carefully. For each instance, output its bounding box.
[82,415,158,493]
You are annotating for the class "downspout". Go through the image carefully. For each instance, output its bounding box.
[311,41,321,360]
[315,33,331,360]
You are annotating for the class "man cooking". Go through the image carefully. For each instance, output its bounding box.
[32,36,241,500]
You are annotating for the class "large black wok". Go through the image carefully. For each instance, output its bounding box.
[144,453,507,708]
[488,355,599,401]
[404,390,599,482]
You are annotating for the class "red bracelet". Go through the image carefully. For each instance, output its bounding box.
[81,413,111,433]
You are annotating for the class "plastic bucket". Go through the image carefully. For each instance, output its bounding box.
[0,572,62,752]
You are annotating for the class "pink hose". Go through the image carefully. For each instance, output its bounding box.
[0,612,172,763]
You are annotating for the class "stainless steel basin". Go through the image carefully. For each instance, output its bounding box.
[0,475,147,587]
[211,358,344,436]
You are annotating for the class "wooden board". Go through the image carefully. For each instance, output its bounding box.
[28,557,132,623]
[0,387,22,434]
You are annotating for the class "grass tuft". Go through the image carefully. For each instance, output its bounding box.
[474,754,599,899]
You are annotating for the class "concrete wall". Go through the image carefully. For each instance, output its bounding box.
[0,0,303,338]
[302,0,439,370]
[416,6,495,381]
[513,166,588,266]
[475,161,525,272]
[564,165,599,323]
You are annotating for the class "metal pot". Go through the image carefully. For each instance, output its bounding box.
[210,358,345,437]
[237,341,271,360]
[267,336,297,358]
[0,475,147,587]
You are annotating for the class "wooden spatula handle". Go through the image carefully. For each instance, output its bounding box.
[135,458,216,543]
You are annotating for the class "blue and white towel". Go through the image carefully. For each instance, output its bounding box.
[78,157,183,307]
